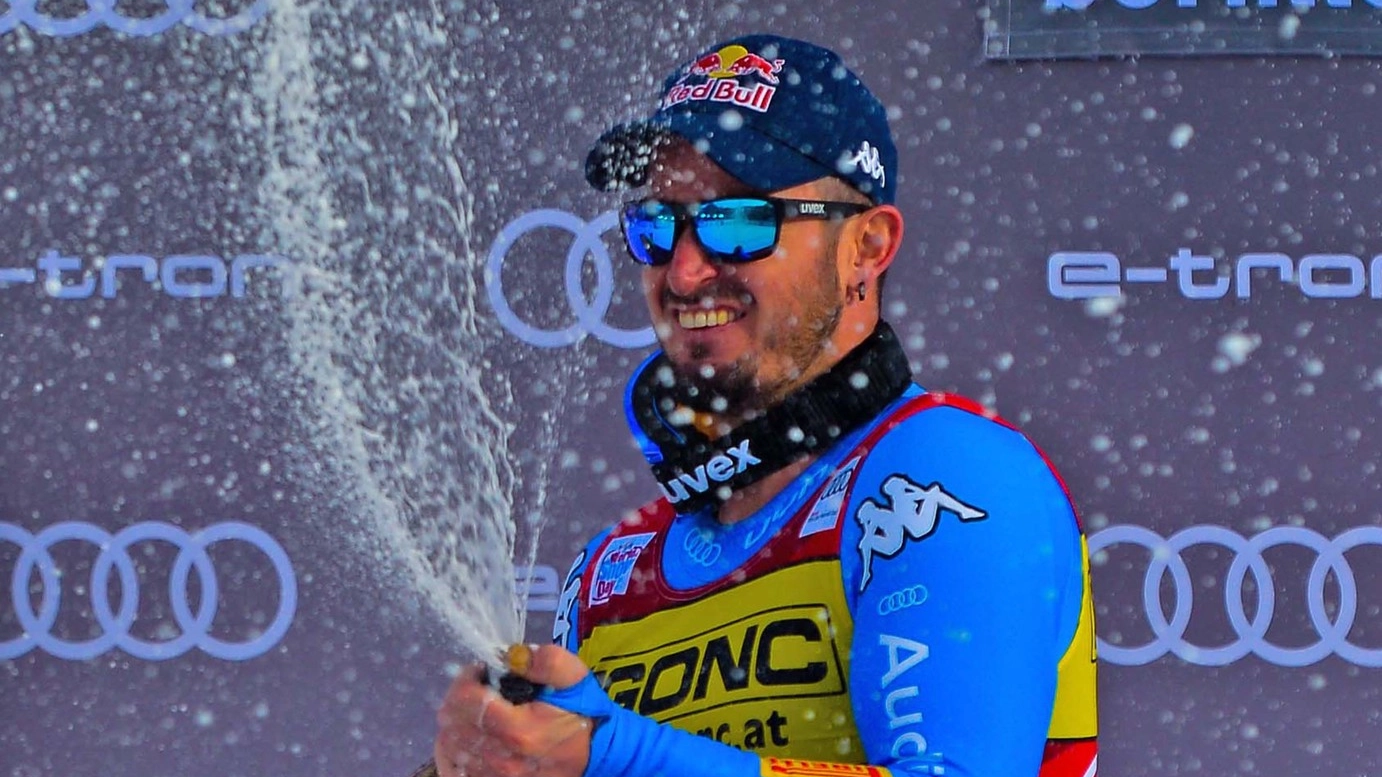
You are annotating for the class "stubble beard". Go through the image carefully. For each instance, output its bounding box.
[669,248,844,416]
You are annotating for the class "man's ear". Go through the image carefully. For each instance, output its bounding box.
[852,205,904,281]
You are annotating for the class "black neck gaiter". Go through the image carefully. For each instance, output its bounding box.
[626,321,913,515]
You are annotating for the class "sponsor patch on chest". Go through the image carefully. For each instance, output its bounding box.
[590,532,657,606]
[592,603,846,719]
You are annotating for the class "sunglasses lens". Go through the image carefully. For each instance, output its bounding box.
[622,200,677,265]
[695,198,779,263]
[622,198,782,265]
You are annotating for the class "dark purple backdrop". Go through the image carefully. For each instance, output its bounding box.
[2,2,1380,777]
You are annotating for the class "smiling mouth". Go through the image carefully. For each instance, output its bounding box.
[678,309,742,330]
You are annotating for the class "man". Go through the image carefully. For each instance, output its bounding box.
[435,34,1098,777]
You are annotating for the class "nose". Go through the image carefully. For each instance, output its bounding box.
[663,227,722,298]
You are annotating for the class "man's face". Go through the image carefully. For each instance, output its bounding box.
[640,141,852,412]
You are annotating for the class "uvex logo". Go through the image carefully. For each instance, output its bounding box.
[659,440,761,504]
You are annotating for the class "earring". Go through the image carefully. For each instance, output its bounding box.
[856,282,867,302]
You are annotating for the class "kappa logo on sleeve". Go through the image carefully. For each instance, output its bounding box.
[855,475,987,591]
[589,533,657,606]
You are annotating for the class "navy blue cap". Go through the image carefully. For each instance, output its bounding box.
[586,34,897,205]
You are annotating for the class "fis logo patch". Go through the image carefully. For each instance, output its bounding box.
[855,474,987,591]
[799,456,862,538]
[590,533,656,606]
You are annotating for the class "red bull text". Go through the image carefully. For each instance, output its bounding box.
[661,80,777,113]
[665,46,786,113]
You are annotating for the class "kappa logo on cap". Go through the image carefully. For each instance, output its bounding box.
[661,45,786,114]
[842,141,887,188]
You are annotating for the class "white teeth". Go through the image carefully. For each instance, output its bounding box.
[678,309,738,330]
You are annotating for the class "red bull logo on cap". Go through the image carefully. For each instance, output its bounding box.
[662,45,786,114]
[687,45,785,83]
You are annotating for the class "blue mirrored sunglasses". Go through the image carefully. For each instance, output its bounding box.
[620,196,871,266]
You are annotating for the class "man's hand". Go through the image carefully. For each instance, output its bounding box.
[434,645,595,777]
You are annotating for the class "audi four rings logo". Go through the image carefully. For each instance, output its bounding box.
[1,521,296,661]
[1090,524,1382,668]
[0,0,269,37]
[486,209,655,349]
[682,528,723,567]
[877,584,928,616]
